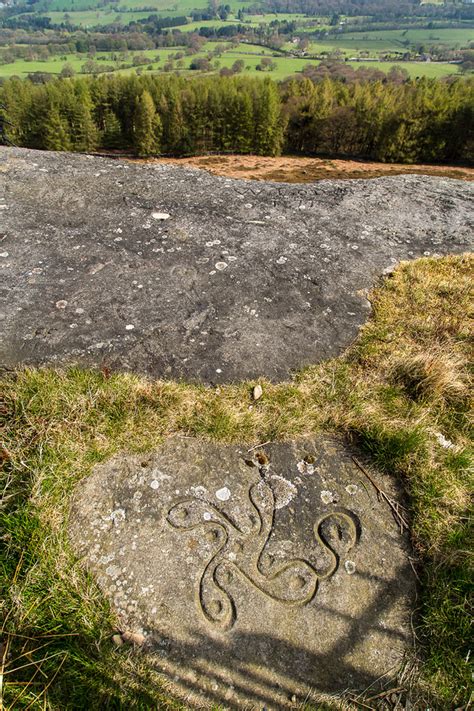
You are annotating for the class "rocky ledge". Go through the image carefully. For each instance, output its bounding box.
[1,148,472,382]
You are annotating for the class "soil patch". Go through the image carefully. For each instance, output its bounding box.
[153,154,474,183]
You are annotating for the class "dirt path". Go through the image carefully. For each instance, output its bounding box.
[151,154,474,183]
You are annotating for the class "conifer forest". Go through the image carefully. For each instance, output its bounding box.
[1,73,473,163]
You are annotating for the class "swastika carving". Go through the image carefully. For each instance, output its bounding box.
[167,468,359,630]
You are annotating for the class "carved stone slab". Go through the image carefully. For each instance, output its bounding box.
[69,437,416,708]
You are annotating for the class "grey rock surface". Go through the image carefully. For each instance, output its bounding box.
[1,147,473,383]
[69,436,416,709]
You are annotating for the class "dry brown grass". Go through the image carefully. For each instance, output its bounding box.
[150,155,474,183]
[390,349,470,404]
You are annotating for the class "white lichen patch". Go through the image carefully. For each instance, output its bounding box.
[108,508,126,525]
[297,460,314,475]
[105,564,121,579]
[216,487,231,502]
[152,212,170,220]
[55,300,68,309]
[320,490,335,505]
[269,475,297,510]
[345,484,359,496]
[150,480,160,490]
[345,560,356,575]
[190,485,207,499]
[99,553,116,565]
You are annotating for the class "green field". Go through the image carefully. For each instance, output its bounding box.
[33,0,257,23]
[2,0,472,80]
[40,8,157,25]
[307,27,474,53]
[0,48,180,78]
[0,43,462,81]
[347,60,461,79]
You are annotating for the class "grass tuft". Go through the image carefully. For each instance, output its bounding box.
[390,349,470,405]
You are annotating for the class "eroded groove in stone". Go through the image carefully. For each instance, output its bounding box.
[68,436,417,708]
[1,148,473,382]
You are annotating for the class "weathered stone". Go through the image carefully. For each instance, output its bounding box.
[1,148,473,383]
[69,436,416,708]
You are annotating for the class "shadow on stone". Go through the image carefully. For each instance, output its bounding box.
[139,562,412,709]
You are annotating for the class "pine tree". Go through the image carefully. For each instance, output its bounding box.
[133,90,161,157]
[101,110,123,149]
[70,99,98,152]
[254,78,285,156]
[164,90,186,155]
[44,107,71,151]
[233,91,253,154]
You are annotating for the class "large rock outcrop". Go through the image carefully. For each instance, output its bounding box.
[1,148,472,382]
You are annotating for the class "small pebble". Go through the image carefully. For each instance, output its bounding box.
[121,630,145,646]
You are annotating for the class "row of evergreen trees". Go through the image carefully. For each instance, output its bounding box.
[1,74,472,163]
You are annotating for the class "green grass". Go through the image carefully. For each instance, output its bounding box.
[176,17,242,32]
[199,54,460,80]
[43,8,157,25]
[0,44,462,80]
[346,60,461,79]
[1,254,472,709]
[29,0,258,24]
[243,11,307,23]
[337,27,474,49]
[0,53,92,78]
[0,48,181,78]
[300,26,474,52]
